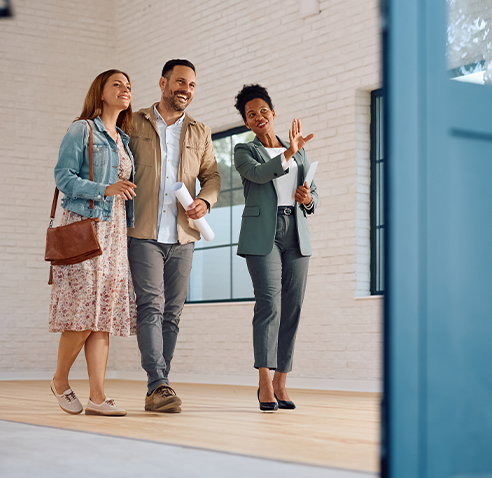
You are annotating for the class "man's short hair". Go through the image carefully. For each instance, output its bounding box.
[162,59,196,79]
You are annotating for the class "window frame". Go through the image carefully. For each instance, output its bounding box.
[370,89,385,295]
[185,125,255,304]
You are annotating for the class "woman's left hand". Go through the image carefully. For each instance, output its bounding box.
[295,181,313,205]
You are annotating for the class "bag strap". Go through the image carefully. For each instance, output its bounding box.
[49,120,95,225]
[87,120,94,210]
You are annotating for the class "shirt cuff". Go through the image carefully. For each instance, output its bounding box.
[199,198,211,211]
[304,199,314,210]
[280,153,292,171]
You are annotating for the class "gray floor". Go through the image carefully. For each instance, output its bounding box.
[0,420,377,478]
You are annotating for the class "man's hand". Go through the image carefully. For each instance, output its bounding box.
[186,198,208,220]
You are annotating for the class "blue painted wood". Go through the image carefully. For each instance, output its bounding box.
[386,0,492,475]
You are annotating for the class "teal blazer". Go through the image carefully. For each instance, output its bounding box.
[234,136,318,257]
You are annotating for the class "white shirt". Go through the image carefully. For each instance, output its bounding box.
[265,147,298,206]
[155,106,184,243]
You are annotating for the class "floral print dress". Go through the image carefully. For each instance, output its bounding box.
[49,134,137,337]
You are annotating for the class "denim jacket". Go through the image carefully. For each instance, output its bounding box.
[54,117,135,226]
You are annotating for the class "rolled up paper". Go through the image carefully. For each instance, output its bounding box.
[172,182,215,241]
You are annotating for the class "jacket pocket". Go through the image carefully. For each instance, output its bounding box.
[92,144,109,164]
[130,137,155,167]
[182,145,203,175]
[242,205,260,217]
[92,144,110,179]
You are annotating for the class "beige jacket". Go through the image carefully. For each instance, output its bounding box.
[127,104,221,243]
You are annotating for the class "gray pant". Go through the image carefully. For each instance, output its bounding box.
[245,213,310,373]
[128,238,194,393]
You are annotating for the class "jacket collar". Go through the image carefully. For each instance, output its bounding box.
[139,103,197,130]
[252,135,291,163]
[92,116,130,144]
[252,135,304,187]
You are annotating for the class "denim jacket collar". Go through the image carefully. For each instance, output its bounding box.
[93,116,130,145]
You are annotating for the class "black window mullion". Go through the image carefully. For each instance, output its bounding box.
[371,89,385,295]
[230,136,234,299]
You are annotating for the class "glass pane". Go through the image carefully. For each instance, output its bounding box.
[232,189,245,243]
[213,136,232,191]
[231,131,255,188]
[376,225,384,294]
[188,247,231,301]
[195,191,231,249]
[187,128,259,302]
[231,130,255,146]
[232,246,254,299]
[232,167,243,189]
[447,0,492,84]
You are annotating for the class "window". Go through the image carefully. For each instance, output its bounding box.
[186,126,256,303]
[370,89,384,295]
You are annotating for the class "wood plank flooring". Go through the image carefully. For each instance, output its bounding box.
[0,380,380,472]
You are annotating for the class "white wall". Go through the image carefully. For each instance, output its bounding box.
[0,0,382,391]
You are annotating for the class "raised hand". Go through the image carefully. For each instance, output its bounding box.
[105,180,136,200]
[286,119,314,158]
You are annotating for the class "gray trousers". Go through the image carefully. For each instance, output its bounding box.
[245,213,309,373]
[128,238,194,393]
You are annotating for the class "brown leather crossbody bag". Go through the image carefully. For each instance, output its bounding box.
[45,120,102,284]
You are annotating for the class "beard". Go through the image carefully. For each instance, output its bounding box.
[163,88,189,112]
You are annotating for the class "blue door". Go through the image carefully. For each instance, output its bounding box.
[384,0,492,476]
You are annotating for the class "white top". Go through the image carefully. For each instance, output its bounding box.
[154,106,184,243]
[265,147,298,206]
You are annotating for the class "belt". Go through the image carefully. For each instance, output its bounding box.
[277,206,294,216]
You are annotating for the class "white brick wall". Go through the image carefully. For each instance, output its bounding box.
[0,0,118,376]
[0,0,383,391]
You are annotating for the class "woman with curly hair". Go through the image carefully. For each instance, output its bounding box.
[234,84,319,412]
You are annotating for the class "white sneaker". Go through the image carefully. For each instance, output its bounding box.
[50,379,83,415]
[85,398,127,416]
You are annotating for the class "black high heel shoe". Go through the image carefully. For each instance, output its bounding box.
[274,394,296,409]
[257,388,278,412]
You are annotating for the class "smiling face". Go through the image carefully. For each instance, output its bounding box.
[159,65,196,112]
[243,98,276,136]
[101,73,132,112]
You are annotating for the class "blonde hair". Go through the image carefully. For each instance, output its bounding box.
[77,69,133,135]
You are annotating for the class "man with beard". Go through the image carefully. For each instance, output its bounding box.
[128,59,220,413]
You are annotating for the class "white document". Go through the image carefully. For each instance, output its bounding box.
[172,182,215,241]
[304,161,318,187]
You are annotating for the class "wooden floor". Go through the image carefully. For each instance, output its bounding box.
[0,380,380,473]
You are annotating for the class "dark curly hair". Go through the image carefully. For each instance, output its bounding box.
[234,84,274,122]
